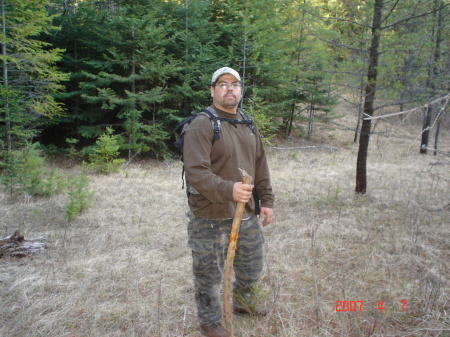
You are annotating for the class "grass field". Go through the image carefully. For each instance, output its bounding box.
[1,109,449,336]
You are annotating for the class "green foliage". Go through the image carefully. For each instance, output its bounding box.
[222,0,297,122]
[65,138,82,166]
[71,2,179,159]
[117,88,171,159]
[0,0,68,151]
[86,127,125,174]
[3,0,446,158]
[0,87,37,150]
[0,143,66,197]
[0,144,42,195]
[40,169,68,197]
[65,173,94,223]
[246,88,277,142]
[315,184,342,207]
[0,142,93,223]
[233,282,271,312]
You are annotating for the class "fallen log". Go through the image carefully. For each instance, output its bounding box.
[0,230,46,258]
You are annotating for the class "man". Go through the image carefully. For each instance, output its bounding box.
[183,67,275,337]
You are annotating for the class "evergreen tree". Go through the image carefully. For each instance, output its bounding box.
[47,0,101,147]
[72,0,179,159]
[284,0,339,138]
[211,0,299,136]
[316,0,373,142]
[0,0,67,152]
[162,0,228,116]
[28,0,449,162]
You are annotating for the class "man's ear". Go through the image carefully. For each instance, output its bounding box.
[210,86,215,97]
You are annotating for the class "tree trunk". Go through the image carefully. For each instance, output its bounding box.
[240,17,249,111]
[354,78,364,144]
[292,1,307,138]
[420,106,432,153]
[420,0,443,154]
[355,0,384,194]
[434,119,440,155]
[308,102,314,140]
[288,103,295,136]
[1,0,11,152]
[185,0,189,61]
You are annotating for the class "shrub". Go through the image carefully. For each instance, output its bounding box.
[0,143,68,197]
[65,173,95,223]
[0,143,43,195]
[0,143,94,222]
[86,127,125,174]
[65,138,83,166]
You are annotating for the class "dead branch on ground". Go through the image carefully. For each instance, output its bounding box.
[0,230,46,258]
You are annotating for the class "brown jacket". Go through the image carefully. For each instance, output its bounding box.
[183,105,274,219]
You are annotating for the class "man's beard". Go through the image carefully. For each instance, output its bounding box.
[222,94,239,109]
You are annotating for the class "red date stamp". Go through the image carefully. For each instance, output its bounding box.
[336,300,406,312]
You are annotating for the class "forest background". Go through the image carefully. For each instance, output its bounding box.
[1,0,449,168]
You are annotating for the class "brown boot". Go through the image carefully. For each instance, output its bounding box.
[199,323,227,337]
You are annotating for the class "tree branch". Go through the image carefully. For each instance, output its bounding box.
[364,93,450,120]
[304,9,372,29]
[381,2,450,30]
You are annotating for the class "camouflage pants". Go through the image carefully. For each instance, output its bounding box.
[187,213,264,325]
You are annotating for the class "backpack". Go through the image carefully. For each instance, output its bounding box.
[174,106,256,151]
[174,107,260,214]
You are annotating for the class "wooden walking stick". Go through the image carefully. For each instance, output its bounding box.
[224,169,252,337]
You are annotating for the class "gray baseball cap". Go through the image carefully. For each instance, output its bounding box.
[211,67,241,84]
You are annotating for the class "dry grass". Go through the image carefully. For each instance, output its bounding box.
[1,109,449,337]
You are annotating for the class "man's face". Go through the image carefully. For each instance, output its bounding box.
[210,74,242,113]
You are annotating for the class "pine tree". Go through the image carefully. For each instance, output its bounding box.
[73,0,178,160]
[0,0,67,152]
[211,0,298,136]
[162,0,228,116]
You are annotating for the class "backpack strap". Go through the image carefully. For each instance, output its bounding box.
[239,110,256,134]
[201,107,256,143]
[202,107,221,143]
[180,107,257,198]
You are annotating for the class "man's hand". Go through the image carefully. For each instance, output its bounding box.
[233,183,273,226]
[259,207,273,227]
[233,182,253,203]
